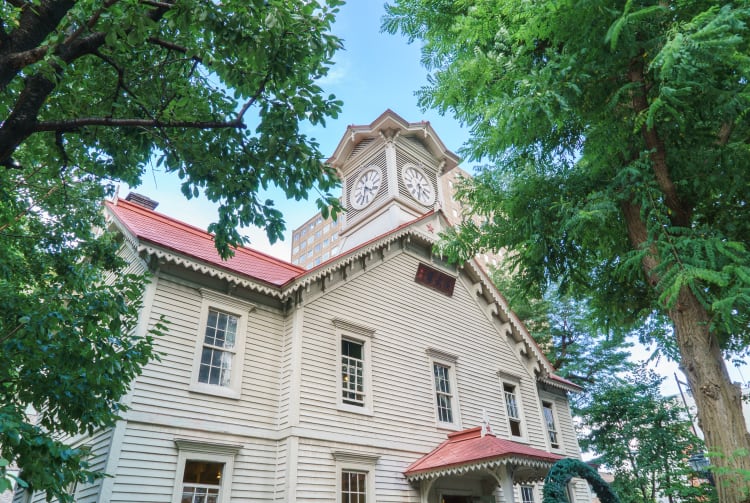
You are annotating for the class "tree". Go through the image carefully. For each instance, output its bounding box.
[383,1,750,499]
[491,274,634,410]
[1,0,343,500]
[581,369,715,503]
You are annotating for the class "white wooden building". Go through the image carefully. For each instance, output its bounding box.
[17,111,591,503]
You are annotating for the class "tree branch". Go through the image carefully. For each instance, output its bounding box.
[0,0,76,90]
[34,117,246,132]
[628,55,691,228]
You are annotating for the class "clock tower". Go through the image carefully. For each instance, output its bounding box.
[327,110,460,254]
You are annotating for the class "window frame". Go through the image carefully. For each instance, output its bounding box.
[541,399,562,451]
[190,289,254,399]
[172,439,241,503]
[520,484,536,503]
[498,372,527,440]
[427,348,461,429]
[333,451,379,503]
[334,319,375,415]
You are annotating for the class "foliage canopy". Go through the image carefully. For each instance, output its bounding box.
[1,0,344,499]
[384,0,750,499]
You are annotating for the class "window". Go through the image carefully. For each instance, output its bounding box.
[314,257,321,266]
[334,319,374,414]
[433,364,453,423]
[198,309,237,387]
[341,471,366,503]
[314,243,322,253]
[333,451,378,503]
[427,348,460,427]
[172,439,240,503]
[341,339,364,406]
[293,232,300,243]
[542,401,560,449]
[323,224,331,233]
[332,232,338,241]
[521,485,535,503]
[301,227,308,237]
[292,245,299,254]
[181,460,223,503]
[503,382,524,437]
[190,290,253,399]
[315,230,322,239]
[316,217,323,226]
[323,252,330,260]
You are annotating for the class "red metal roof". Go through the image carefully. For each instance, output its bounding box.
[105,198,305,287]
[404,427,563,478]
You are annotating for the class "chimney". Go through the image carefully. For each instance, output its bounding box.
[125,192,159,210]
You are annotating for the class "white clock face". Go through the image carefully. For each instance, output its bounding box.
[351,168,382,209]
[403,165,435,205]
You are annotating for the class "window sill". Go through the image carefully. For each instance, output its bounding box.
[337,403,373,416]
[436,421,461,431]
[189,382,241,400]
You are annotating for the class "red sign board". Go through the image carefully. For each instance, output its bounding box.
[415,263,456,297]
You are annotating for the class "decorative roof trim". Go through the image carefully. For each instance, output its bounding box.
[138,244,286,299]
[538,375,581,393]
[283,214,438,295]
[463,258,581,392]
[404,455,558,482]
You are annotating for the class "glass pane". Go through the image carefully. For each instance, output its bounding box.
[183,461,223,484]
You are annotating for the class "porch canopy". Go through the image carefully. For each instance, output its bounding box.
[404,427,564,485]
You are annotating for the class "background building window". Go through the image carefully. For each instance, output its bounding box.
[341,470,367,503]
[181,460,223,503]
[433,363,454,423]
[503,383,523,437]
[542,401,560,449]
[341,339,365,406]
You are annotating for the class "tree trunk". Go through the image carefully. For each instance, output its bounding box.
[621,201,750,502]
[670,287,750,502]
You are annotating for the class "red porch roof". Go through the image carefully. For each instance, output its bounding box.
[404,427,563,480]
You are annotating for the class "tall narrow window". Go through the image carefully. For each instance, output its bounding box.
[190,290,252,399]
[433,363,454,423]
[342,339,365,406]
[199,309,238,387]
[521,485,535,503]
[341,470,367,503]
[503,383,523,437]
[181,460,224,503]
[542,401,560,449]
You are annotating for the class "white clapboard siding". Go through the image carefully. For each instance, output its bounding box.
[109,422,281,502]
[73,427,114,502]
[297,251,553,453]
[129,276,284,429]
[295,438,420,503]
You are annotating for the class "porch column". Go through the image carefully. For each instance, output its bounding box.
[497,465,516,503]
